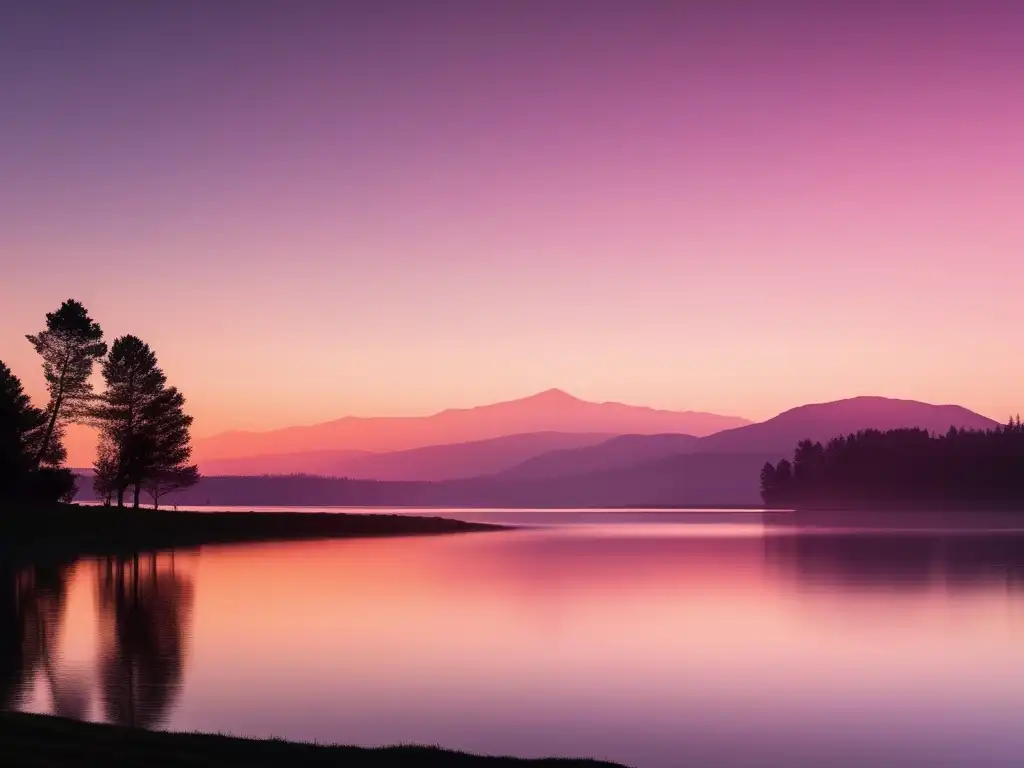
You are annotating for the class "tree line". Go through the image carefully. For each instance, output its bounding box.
[0,299,199,507]
[760,420,1024,509]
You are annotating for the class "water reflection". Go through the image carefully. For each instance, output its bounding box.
[96,554,194,728]
[0,552,193,729]
[4,519,1024,767]
[0,562,79,713]
[765,528,1024,592]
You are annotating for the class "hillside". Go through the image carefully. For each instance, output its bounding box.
[198,433,614,480]
[193,389,749,461]
[336,431,614,480]
[498,433,700,480]
[694,396,998,458]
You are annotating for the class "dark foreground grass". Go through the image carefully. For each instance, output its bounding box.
[0,711,629,767]
[0,503,504,563]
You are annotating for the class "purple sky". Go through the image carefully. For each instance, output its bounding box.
[3,1,1023,450]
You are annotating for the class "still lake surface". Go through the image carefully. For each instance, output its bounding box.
[6,507,1024,767]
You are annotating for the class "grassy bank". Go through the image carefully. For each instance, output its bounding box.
[0,711,628,767]
[0,503,503,562]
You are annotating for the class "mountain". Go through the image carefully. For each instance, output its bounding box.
[498,433,700,480]
[201,432,615,481]
[694,396,999,457]
[193,389,751,461]
[337,431,615,481]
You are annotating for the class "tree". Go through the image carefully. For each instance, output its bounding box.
[139,386,199,508]
[93,336,167,507]
[0,361,47,496]
[759,461,777,504]
[26,300,106,466]
[758,422,1024,509]
[92,434,122,505]
[0,361,77,503]
[144,466,200,510]
[92,336,198,508]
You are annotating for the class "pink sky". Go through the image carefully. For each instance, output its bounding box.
[2,1,1022,461]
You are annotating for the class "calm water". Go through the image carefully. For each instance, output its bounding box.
[6,508,1024,767]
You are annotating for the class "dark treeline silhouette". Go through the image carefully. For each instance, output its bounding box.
[1,299,199,507]
[760,420,1024,509]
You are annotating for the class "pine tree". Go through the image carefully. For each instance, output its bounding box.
[26,300,106,466]
[0,361,47,497]
[759,461,777,504]
[92,336,199,508]
[140,386,199,509]
[92,336,167,507]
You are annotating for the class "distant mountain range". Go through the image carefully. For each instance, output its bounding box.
[193,388,749,471]
[72,393,1005,509]
[200,431,615,481]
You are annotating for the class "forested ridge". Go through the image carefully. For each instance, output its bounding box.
[761,420,1024,508]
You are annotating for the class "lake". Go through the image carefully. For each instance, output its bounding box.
[6,508,1024,767]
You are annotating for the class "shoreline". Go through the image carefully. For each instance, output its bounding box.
[0,711,629,767]
[0,503,506,564]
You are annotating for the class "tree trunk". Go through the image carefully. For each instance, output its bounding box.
[132,483,141,509]
[116,487,124,507]
[35,391,64,466]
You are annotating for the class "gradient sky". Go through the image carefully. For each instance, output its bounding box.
[3,0,1023,448]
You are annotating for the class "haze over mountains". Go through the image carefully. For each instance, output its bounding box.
[79,391,1004,508]
[497,433,702,480]
[200,431,616,481]
[193,389,749,469]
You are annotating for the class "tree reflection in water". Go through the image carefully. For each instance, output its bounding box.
[0,550,194,729]
[764,528,1024,593]
[0,561,86,716]
[96,552,194,729]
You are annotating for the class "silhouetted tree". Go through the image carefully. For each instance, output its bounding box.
[0,361,46,498]
[0,361,76,502]
[92,434,121,505]
[92,336,197,508]
[759,462,776,502]
[93,336,167,506]
[760,420,1024,508]
[144,466,200,510]
[26,300,106,466]
[140,386,199,509]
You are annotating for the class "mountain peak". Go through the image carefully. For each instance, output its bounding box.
[525,388,580,403]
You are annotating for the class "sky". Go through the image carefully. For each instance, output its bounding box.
[3,0,1023,457]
